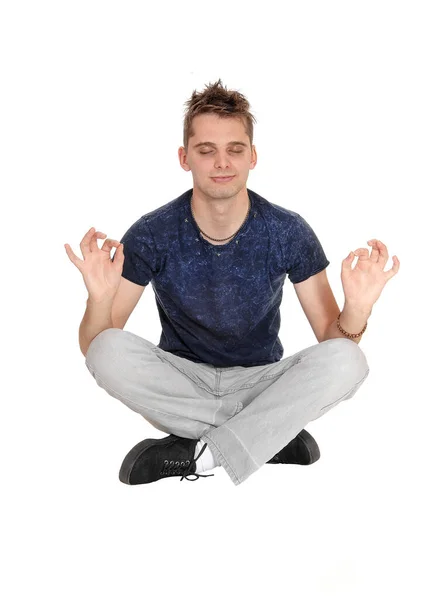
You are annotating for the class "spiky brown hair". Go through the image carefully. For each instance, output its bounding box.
[182,78,257,151]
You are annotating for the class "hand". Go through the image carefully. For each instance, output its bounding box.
[65,227,124,303]
[341,239,400,311]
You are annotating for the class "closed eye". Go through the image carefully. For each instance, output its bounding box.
[200,150,243,154]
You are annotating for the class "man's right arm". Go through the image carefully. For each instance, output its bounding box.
[79,297,115,358]
[79,277,147,357]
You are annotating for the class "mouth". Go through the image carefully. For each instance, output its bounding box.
[211,176,235,183]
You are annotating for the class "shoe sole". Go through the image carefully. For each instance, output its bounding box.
[297,429,321,464]
[119,434,179,484]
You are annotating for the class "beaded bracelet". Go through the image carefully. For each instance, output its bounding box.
[337,312,368,339]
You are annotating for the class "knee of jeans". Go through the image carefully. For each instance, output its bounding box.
[326,338,370,381]
[85,328,126,374]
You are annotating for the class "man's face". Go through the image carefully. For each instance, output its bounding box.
[178,113,257,199]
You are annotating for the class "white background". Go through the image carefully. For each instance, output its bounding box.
[2,1,438,598]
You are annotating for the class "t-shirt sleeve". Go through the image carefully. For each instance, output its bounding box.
[285,213,330,284]
[112,216,158,286]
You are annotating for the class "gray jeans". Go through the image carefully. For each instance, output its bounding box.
[85,329,370,486]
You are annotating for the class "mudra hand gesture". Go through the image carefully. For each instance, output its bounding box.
[342,239,400,312]
[65,227,125,303]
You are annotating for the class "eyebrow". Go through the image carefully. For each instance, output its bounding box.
[193,141,248,149]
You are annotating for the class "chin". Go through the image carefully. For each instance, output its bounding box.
[210,180,241,194]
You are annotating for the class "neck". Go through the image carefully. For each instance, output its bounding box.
[190,188,250,238]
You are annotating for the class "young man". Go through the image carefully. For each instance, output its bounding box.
[67,79,398,487]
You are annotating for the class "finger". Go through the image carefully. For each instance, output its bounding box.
[80,227,99,258]
[90,230,107,252]
[376,240,389,267]
[367,239,380,262]
[353,248,370,260]
[64,243,83,269]
[114,242,124,264]
[342,251,353,268]
[369,239,389,267]
[110,242,124,264]
[101,238,121,251]
[384,255,400,281]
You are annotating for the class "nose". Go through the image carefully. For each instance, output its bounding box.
[214,151,232,170]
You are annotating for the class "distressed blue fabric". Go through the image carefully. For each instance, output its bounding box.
[114,188,330,368]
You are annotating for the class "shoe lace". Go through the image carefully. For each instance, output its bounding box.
[160,442,216,481]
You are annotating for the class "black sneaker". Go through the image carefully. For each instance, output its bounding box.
[119,434,215,484]
[266,429,320,465]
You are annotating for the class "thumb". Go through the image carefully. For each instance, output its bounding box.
[113,243,124,263]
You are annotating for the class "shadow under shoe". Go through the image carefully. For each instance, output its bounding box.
[119,434,215,484]
[266,429,321,465]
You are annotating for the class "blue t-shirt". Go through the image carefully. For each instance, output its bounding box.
[116,188,330,368]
